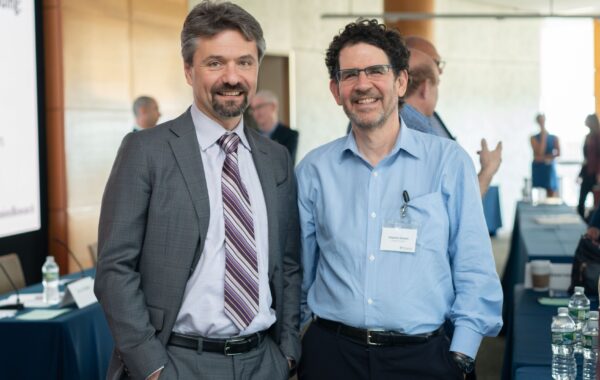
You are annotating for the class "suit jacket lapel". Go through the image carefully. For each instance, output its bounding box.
[168,109,210,270]
[246,127,279,279]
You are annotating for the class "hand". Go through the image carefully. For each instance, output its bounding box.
[587,227,600,241]
[478,139,502,177]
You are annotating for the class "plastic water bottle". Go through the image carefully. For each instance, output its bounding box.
[552,307,577,379]
[582,311,599,380]
[42,256,60,305]
[568,286,590,353]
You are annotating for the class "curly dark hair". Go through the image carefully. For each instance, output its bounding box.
[325,19,409,82]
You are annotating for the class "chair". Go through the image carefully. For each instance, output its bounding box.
[0,253,26,294]
[88,242,98,266]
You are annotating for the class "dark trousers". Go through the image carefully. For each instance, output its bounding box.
[298,321,463,380]
[578,173,596,219]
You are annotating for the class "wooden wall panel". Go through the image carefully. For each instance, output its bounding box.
[54,0,188,272]
[43,0,69,273]
[62,11,131,109]
[384,0,435,41]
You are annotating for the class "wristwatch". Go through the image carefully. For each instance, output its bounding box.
[450,351,475,374]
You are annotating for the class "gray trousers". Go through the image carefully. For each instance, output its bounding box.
[159,336,289,380]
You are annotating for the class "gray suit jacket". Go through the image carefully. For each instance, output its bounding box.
[94,109,301,379]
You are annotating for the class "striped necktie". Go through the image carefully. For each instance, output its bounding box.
[217,133,259,330]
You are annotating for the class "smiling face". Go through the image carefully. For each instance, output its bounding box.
[330,43,407,131]
[184,29,259,130]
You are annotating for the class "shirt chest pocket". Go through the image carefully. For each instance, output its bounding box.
[407,191,449,254]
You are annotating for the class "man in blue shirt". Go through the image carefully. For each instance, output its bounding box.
[402,36,502,197]
[296,20,503,379]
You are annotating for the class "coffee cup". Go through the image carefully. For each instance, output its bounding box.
[530,260,551,291]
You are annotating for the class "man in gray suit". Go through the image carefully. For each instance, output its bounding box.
[94,2,301,379]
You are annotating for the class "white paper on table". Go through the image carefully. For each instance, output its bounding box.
[534,214,582,225]
[0,310,17,319]
[0,292,65,308]
[16,308,70,320]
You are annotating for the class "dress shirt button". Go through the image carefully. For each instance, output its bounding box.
[369,255,375,261]
[373,171,378,177]
[371,212,376,218]
[368,298,373,305]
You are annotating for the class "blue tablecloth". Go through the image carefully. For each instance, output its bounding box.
[514,366,552,379]
[0,269,113,379]
[501,202,586,326]
[483,185,502,235]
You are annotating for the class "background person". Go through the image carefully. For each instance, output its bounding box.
[249,90,299,163]
[578,113,600,220]
[530,113,560,197]
[132,95,161,131]
[404,35,502,197]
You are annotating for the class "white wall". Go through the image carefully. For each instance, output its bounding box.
[435,0,543,230]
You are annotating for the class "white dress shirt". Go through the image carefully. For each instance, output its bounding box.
[173,104,275,338]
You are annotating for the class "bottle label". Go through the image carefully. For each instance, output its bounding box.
[44,272,59,282]
[584,334,598,349]
[569,307,590,321]
[552,332,575,345]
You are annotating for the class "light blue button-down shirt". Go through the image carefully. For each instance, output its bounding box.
[400,103,450,138]
[296,118,503,358]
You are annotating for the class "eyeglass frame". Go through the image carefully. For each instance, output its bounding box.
[434,59,446,72]
[335,64,394,83]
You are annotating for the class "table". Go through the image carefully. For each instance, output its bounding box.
[501,202,586,327]
[0,269,113,379]
[482,185,502,235]
[514,366,551,379]
[505,285,597,380]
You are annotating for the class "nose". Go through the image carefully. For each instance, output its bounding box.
[222,62,241,85]
[354,70,372,90]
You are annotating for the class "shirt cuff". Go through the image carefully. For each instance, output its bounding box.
[145,366,164,380]
[449,326,483,359]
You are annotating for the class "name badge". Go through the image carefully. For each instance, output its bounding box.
[380,226,417,253]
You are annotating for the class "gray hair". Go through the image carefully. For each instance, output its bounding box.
[254,90,279,106]
[132,96,157,117]
[181,1,266,66]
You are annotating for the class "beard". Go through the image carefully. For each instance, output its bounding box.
[211,83,249,118]
[344,90,394,131]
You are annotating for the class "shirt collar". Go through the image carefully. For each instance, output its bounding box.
[190,103,251,152]
[339,116,422,164]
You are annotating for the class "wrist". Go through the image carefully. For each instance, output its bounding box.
[450,351,475,374]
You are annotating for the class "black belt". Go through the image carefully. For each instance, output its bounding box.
[315,317,444,346]
[168,330,267,355]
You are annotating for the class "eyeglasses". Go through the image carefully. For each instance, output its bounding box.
[434,59,446,72]
[335,64,393,82]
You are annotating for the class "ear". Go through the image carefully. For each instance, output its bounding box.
[396,70,408,98]
[418,80,429,100]
[184,62,193,86]
[329,79,342,105]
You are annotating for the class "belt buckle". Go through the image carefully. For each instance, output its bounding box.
[366,329,384,346]
[223,337,247,356]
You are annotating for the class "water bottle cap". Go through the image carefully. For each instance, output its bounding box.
[558,307,568,314]
[574,286,585,294]
[590,311,599,319]
[46,256,55,262]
